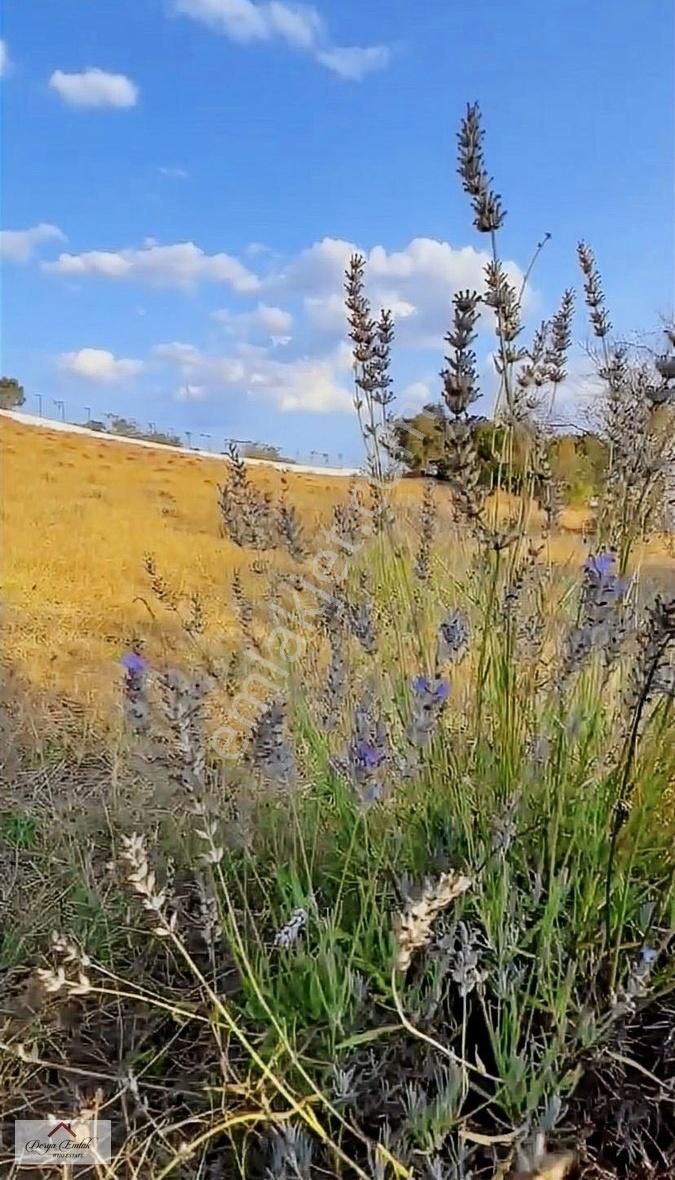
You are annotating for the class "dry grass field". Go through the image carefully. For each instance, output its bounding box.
[2,413,673,745]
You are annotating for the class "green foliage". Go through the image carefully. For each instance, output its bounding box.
[393,402,610,503]
[242,441,295,463]
[0,375,26,410]
[92,414,184,447]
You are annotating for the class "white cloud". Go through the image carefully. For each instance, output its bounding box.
[160,165,189,178]
[0,40,10,77]
[400,380,434,411]
[155,338,352,413]
[44,241,260,292]
[49,68,139,108]
[175,0,389,79]
[213,301,293,338]
[59,348,144,383]
[272,235,527,347]
[0,223,66,263]
[315,45,389,80]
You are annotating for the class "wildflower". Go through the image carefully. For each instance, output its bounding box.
[626,594,675,713]
[393,871,471,972]
[348,572,378,654]
[333,692,394,806]
[437,612,470,663]
[441,289,481,417]
[584,550,615,580]
[415,481,437,582]
[161,668,208,792]
[121,650,149,732]
[457,102,506,233]
[484,259,523,368]
[545,288,575,385]
[121,651,147,676]
[248,701,297,787]
[407,674,450,755]
[277,472,307,561]
[562,551,627,679]
[577,241,612,339]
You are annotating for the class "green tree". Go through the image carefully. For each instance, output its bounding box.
[0,376,26,410]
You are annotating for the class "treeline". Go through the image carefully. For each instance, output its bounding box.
[392,403,608,503]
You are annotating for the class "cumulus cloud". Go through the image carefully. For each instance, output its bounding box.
[59,348,144,383]
[0,223,66,263]
[154,338,352,413]
[44,240,260,292]
[175,0,389,79]
[271,235,527,348]
[49,68,139,108]
[213,301,293,341]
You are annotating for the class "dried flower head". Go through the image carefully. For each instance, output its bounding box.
[457,102,506,232]
[441,290,481,417]
[577,241,611,339]
[415,480,437,582]
[393,871,471,971]
[545,288,575,384]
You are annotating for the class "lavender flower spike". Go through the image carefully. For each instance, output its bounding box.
[584,551,616,580]
[121,651,147,676]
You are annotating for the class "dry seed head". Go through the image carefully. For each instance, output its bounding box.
[577,241,611,338]
[457,102,506,232]
[393,871,471,971]
[120,832,167,914]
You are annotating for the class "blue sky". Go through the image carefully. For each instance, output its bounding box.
[2,0,673,461]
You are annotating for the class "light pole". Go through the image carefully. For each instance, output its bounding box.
[36,394,43,416]
[53,399,65,422]
[84,406,91,423]
[186,430,193,448]
[200,433,212,450]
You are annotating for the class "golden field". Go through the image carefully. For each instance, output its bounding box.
[1,414,672,740]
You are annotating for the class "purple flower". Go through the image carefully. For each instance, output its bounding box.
[121,651,147,676]
[584,551,615,580]
[354,739,383,769]
[412,675,450,703]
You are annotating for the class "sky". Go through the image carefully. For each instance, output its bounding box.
[1,0,674,463]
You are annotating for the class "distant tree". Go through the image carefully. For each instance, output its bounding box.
[0,376,26,410]
[104,414,182,447]
[242,442,284,462]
